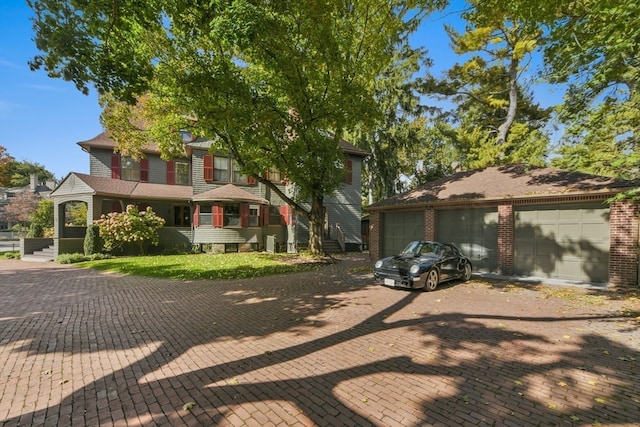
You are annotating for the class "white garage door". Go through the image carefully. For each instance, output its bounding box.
[382,210,425,257]
[514,203,609,283]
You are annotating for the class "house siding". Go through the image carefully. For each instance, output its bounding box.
[89,149,113,178]
[53,136,366,256]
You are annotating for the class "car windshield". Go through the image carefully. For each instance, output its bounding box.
[400,241,441,256]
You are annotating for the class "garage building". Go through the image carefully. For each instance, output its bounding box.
[367,164,639,289]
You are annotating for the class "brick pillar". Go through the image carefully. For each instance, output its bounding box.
[424,208,436,241]
[369,211,382,261]
[609,201,639,290]
[498,203,514,276]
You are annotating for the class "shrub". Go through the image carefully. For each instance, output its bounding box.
[94,205,165,255]
[84,224,103,255]
[26,222,44,238]
[56,253,88,264]
[56,252,112,264]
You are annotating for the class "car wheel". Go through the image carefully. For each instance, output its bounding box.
[423,269,439,292]
[462,262,472,281]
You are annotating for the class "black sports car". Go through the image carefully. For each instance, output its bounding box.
[374,241,472,291]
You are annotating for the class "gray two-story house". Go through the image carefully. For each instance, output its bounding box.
[49,132,368,257]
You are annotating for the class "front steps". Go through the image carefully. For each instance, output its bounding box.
[22,245,55,262]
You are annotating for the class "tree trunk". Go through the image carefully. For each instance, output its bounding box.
[307,193,324,255]
[496,56,519,145]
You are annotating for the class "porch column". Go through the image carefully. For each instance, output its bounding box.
[497,203,514,276]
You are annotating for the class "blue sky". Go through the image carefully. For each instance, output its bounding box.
[0,1,561,181]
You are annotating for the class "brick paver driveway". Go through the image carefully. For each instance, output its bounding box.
[1,255,639,426]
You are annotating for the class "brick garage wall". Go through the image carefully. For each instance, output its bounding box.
[609,201,640,289]
[369,211,381,260]
[497,203,514,275]
[424,208,436,241]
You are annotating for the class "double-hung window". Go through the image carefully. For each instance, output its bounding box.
[214,157,229,181]
[121,157,140,181]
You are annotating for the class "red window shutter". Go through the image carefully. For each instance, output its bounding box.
[240,203,249,227]
[262,205,269,226]
[247,175,256,185]
[140,158,149,182]
[166,160,175,185]
[213,203,224,227]
[203,154,213,181]
[193,204,200,228]
[110,155,121,179]
[279,205,292,225]
[345,159,353,185]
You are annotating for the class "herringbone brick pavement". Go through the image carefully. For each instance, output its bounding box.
[0,255,638,426]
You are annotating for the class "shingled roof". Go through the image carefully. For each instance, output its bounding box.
[368,164,639,210]
[53,173,193,201]
[192,184,269,203]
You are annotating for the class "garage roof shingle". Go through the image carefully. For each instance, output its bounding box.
[369,164,639,209]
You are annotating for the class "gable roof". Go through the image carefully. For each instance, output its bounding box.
[51,172,193,201]
[192,184,269,204]
[79,131,369,158]
[77,132,160,155]
[368,164,639,210]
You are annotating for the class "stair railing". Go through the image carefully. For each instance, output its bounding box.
[334,223,345,252]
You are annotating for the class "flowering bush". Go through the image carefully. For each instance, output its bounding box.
[94,205,165,255]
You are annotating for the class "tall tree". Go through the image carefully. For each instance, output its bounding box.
[346,45,435,204]
[0,146,16,187]
[29,0,439,254]
[423,0,551,168]
[9,161,55,188]
[535,0,640,191]
[0,191,41,228]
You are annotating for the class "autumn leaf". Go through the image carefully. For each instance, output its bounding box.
[182,401,196,411]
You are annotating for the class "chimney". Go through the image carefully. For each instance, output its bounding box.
[30,174,37,191]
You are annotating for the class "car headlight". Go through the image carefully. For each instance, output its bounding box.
[374,260,383,269]
[409,264,420,274]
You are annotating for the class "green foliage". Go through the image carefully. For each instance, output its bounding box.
[78,252,326,280]
[28,198,54,237]
[423,0,551,169]
[0,145,15,187]
[26,222,44,238]
[2,251,20,260]
[9,161,55,188]
[83,224,103,256]
[94,205,165,255]
[346,45,434,202]
[56,252,111,264]
[66,202,87,226]
[28,0,437,254]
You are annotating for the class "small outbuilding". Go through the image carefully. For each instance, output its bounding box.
[367,164,639,289]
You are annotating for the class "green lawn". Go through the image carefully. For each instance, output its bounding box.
[77,252,329,280]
